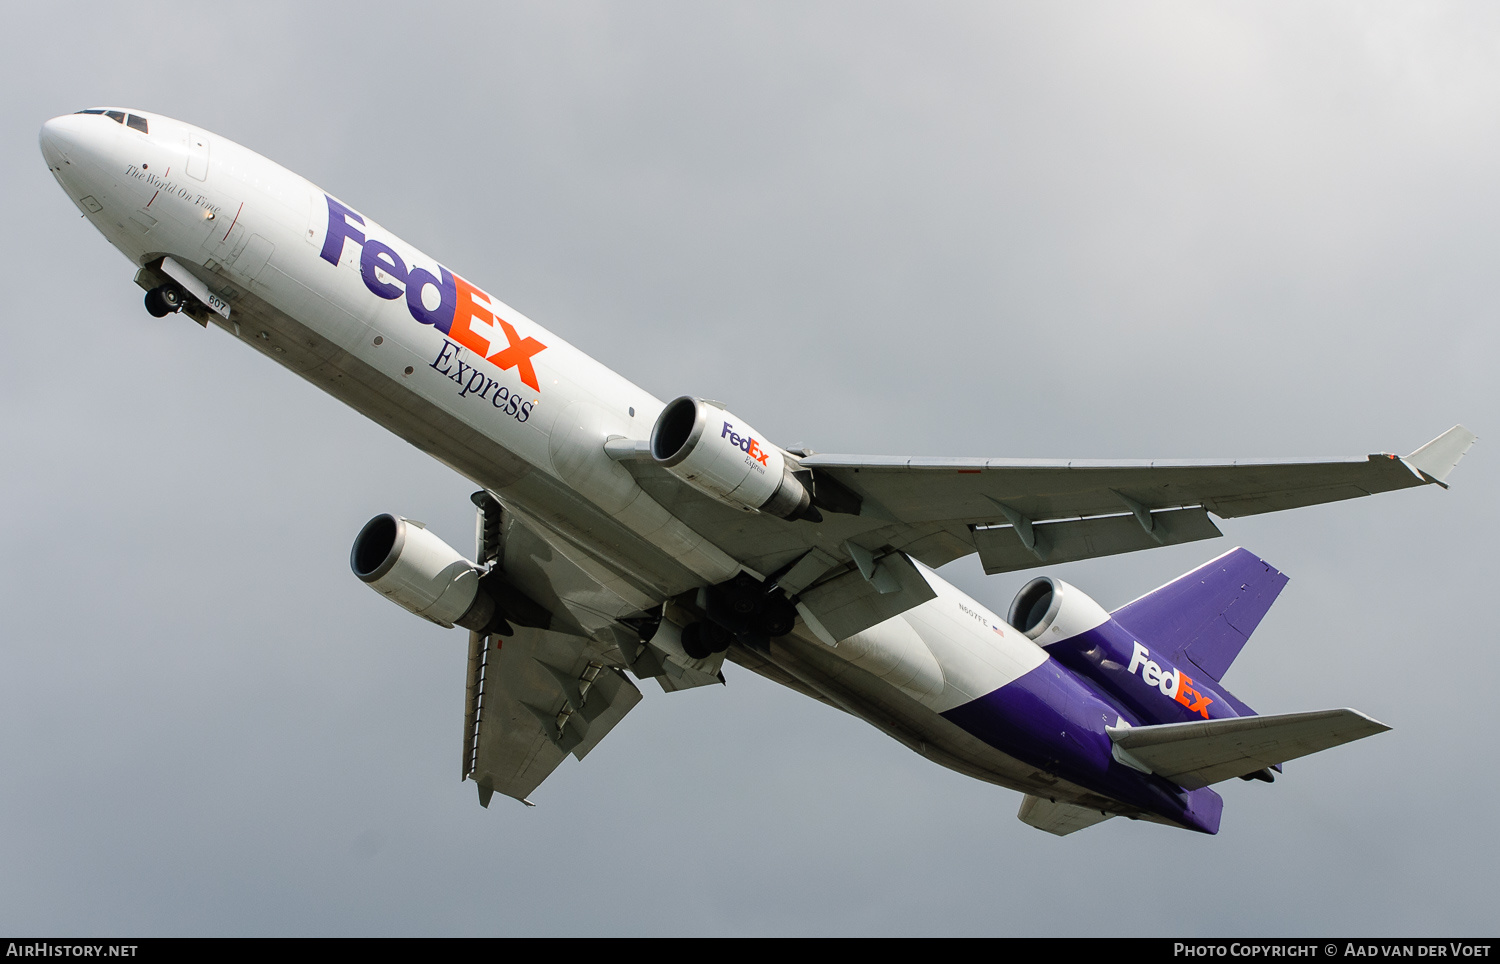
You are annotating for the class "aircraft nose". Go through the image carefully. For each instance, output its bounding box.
[39,112,115,170]
[40,114,87,167]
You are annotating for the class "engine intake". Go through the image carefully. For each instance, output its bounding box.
[1007,576,1110,643]
[649,396,812,520]
[350,514,495,631]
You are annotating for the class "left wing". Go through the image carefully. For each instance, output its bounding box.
[610,425,1473,643]
[797,424,1475,575]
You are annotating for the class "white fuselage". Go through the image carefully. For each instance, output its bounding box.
[42,109,1112,807]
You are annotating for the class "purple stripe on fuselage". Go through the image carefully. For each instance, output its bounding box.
[941,662,1224,834]
[1044,618,1245,728]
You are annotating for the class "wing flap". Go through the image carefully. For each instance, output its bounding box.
[971,506,1223,574]
[467,626,642,804]
[796,550,937,643]
[1107,708,1390,791]
[568,664,642,760]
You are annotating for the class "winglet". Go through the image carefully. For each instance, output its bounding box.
[1404,425,1477,486]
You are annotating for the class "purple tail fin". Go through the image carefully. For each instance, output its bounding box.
[1111,547,1288,685]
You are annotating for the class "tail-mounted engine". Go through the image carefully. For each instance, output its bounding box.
[1008,574,1238,727]
[1007,576,1111,643]
[649,396,815,520]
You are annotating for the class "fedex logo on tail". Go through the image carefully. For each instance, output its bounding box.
[320,196,546,391]
[1127,641,1214,720]
[722,422,770,466]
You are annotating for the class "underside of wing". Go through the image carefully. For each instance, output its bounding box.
[604,426,1472,643]
[459,493,746,806]
[464,625,642,806]
[798,425,1475,574]
[459,494,661,806]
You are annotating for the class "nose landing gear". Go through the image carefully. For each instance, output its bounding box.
[143,283,184,317]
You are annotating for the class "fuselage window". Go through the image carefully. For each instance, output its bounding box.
[126,114,148,134]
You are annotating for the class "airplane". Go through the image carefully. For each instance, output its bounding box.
[37,106,1475,836]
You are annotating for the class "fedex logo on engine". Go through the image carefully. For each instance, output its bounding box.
[722,422,770,467]
[1127,641,1214,720]
[319,196,546,391]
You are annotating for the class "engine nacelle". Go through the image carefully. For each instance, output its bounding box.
[649,396,812,519]
[350,514,495,630]
[1007,576,1111,644]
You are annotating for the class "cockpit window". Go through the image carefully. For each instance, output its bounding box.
[73,108,130,126]
[126,114,148,134]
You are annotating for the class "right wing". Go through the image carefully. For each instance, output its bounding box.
[458,494,727,806]
[463,625,642,806]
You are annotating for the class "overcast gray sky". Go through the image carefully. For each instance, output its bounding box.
[3,1,1496,936]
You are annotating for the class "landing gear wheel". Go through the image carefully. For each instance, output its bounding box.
[703,622,733,654]
[681,621,733,659]
[750,607,796,639]
[144,283,184,317]
[681,622,712,660]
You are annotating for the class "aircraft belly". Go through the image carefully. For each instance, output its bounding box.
[745,632,1126,808]
[940,662,1224,833]
[204,287,532,485]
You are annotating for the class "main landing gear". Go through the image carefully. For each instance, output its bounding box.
[679,572,800,659]
[143,283,185,317]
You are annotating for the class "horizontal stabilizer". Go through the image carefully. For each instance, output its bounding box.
[1107,708,1390,790]
[1404,425,1477,486]
[1017,795,1116,836]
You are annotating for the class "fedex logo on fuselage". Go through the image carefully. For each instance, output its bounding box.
[722,422,770,467]
[319,196,546,391]
[1127,641,1214,720]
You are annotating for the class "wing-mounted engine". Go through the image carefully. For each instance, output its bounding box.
[349,511,549,635]
[649,396,816,521]
[352,514,495,630]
